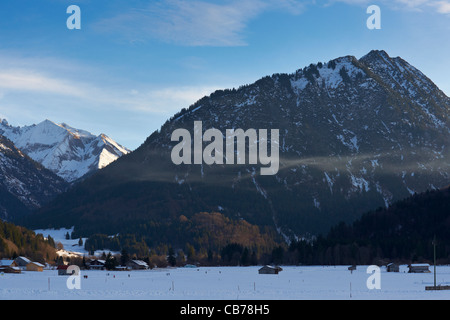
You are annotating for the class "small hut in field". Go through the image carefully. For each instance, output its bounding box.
[387,263,400,273]
[258,265,283,275]
[408,264,431,273]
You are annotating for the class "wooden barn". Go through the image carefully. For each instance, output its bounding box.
[387,263,400,273]
[15,256,31,268]
[26,262,44,272]
[0,265,21,274]
[258,265,283,275]
[0,260,21,274]
[408,264,431,273]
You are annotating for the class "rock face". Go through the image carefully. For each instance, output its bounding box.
[25,50,450,239]
[0,119,130,182]
[0,134,68,220]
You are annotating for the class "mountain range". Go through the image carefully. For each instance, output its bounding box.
[22,50,450,244]
[0,119,130,182]
[0,118,130,220]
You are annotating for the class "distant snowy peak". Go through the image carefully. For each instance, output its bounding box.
[0,119,130,182]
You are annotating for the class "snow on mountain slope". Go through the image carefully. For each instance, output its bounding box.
[0,134,68,220]
[0,119,130,182]
[24,50,450,239]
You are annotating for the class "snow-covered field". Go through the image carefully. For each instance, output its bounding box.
[11,228,446,300]
[1,265,449,300]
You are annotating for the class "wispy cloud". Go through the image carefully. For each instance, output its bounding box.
[329,0,450,13]
[0,70,88,98]
[433,0,450,13]
[94,0,308,47]
[93,0,448,47]
[0,53,225,149]
[0,54,221,117]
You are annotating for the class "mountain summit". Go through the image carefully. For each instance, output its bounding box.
[26,50,450,241]
[0,119,130,182]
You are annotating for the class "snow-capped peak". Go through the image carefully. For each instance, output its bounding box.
[0,119,130,182]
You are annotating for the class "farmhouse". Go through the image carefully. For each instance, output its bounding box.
[258,265,283,275]
[14,257,31,269]
[0,260,21,274]
[26,262,44,272]
[126,260,149,270]
[88,259,106,270]
[408,264,431,273]
[15,256,31,268]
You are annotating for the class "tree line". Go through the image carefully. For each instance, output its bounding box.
[285,187,450,266]
[3,187,449,268]
[0,219,57,263]
[80,187,450,268]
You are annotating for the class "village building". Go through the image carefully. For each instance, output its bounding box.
[408,264,431,273]
[15,256,31,268]
[88,259,106,270]
[0,260,21,274]
[387,263,400,273]
[126,260,149,270]
[258,265,283,275]
[0,265,21,273]
[26,262,44,272]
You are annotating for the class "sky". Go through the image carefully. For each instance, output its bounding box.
[0,0,449,150]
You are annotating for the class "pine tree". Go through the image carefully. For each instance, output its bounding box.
[167,247,176,267]
[47,235,55,248]
[120,249,130,266]
[105,252,117,270]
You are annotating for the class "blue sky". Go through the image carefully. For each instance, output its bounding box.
[0,0,449,150]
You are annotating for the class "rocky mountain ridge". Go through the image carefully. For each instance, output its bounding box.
[24,50,450,240]
[0,119,130,182]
